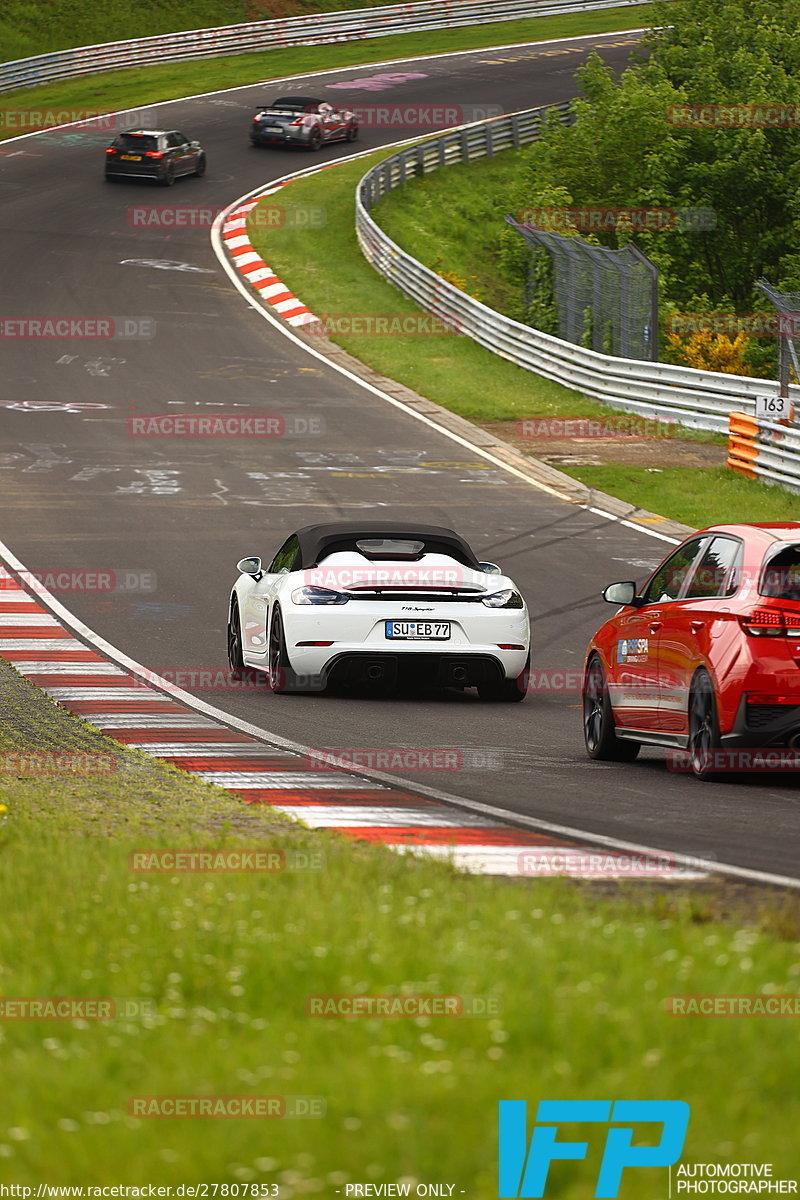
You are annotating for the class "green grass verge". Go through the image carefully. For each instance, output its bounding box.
[375,154,529,317]
[560,464,800,526]
[249,154,621,424]
[249,148,800,526]
[0,0,470,63]
[0,6,649,142]
[1,657,799,1184]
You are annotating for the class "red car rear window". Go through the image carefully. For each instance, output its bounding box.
[760,546,800,601]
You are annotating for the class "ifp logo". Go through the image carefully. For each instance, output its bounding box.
[498,1100,690,1198]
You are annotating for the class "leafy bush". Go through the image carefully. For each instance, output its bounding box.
[512,0,800,371]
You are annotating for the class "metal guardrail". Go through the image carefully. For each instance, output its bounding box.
[728,411,800,493]
[356,106,800,435]
[0,0,652,94]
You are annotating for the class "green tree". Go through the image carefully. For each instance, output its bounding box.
[518,0,800,319]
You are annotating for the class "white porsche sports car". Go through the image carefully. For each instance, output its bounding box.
[226,522,530,700]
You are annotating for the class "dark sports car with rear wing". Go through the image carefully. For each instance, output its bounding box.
[250,96,359,150]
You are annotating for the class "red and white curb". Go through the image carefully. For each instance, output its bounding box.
[221,183,318,328]
[0,565,707,881]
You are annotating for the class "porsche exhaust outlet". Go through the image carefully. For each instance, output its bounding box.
[366,664,385,681]
[451,665,468,683]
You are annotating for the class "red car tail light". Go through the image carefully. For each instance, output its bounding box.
[105,148,117,155]
[738,608,800,636]
[747,693,800,705]
[145,150,164,159]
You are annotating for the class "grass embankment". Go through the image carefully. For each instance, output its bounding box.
[1,657,799,1184]
[0,0,449,62]
[0,6,649,142]
[249,153,800,527]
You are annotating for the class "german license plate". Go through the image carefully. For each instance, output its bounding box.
[385,620,450,640]
[120,154,141,161]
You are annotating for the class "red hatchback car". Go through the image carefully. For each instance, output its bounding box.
[583,523,800,778]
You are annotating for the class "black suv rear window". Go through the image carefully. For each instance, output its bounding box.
[115,134,158,151]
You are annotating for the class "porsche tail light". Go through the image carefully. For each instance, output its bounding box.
[145,150,165,159]
[291,586,349,605]
[481,589,524,609]
[738,607,800,636]
[105,148,117,155]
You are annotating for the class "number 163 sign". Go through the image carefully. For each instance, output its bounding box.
[756,394,792,421]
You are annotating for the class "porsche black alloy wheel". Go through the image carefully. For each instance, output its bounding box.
[227,602,245,680]
[268,608,294,693]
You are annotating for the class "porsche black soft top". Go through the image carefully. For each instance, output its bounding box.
[292,522,480,569]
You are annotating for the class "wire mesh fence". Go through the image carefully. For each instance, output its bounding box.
[755,279,800,404]
[505,216,659,361]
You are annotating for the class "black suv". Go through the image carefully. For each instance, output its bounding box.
[105,129,206,186]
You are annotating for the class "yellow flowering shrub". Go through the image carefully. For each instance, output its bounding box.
[665,330,753,375]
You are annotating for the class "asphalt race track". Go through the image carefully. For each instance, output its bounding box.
[1,31,798,882]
